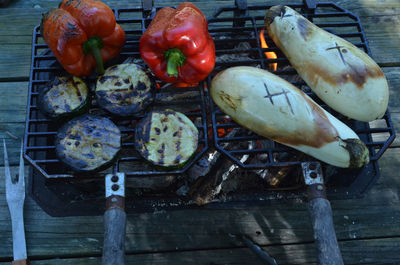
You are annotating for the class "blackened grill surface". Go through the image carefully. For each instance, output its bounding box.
[25,2,396,216]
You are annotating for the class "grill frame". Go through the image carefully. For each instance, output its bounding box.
[25,1,396,216]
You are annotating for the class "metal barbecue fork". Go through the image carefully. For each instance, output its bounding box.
[3,139,29,265]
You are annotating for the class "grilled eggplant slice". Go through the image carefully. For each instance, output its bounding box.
[135,110,199,168]
[96,63,155,116]
[55,114,121,173]
[39,76,90,120]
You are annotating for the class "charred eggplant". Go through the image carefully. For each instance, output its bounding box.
[210,66,369,168]
[265,5,389,122]
[55,114,121,173]
[39,76,90,120]
[135,110,199,168]
[96,63,155,116]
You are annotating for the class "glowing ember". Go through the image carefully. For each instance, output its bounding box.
[259,28,278,71]
[173,82,198,87]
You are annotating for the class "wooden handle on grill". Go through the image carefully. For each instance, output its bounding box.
[12,259,29,265]
[307,186,344,265]
[102,195,126,265]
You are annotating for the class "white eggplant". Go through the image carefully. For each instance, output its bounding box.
[210,66,369,168]
[265,6,389,122]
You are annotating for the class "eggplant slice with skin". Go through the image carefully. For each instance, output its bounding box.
[39,76,90,120]
[56,114,121,173]
[135,110,199,168]
[96,63,155,117]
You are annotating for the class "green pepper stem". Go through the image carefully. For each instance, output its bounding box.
[164,48,186,77]
[83,36,104,75]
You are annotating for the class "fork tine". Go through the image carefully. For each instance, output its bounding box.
[19,139,24,186]
[3,139,11,186]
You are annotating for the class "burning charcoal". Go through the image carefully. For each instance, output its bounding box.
[265,166,295,187]
[188,156,235,205]
[156,90,200,104]
[188,128,254,205]
[216,41,257,64]
[186,151,219,182]
[125,175,179,190]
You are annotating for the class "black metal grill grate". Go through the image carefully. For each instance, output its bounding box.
[25,1,396,215]
[208,2,395,169]
[25,7,209,179]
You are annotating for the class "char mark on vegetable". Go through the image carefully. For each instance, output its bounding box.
[297,17,313,41]
[174,155,182,164]
[64,29,80,41]
[158,143,166,164]
[99,75,119,84]
[264,5,286,27]
[264,83,294,114]
[71,79,83,102]
[280,8,292,19]
[263,83,275,104]
[218,90,240,111]
[326,42,346,65]
[67,22,76,30]
[136,82,148,90]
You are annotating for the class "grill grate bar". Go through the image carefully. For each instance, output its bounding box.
[27,131,57,136]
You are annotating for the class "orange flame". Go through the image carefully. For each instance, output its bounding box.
[259,28,278,71]
[173,82,199,88]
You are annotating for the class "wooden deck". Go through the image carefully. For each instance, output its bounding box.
[0,0,399,264]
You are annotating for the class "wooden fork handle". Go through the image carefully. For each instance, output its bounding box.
[12,259,29,265]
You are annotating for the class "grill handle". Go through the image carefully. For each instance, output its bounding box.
[307,194,344,265]
[102,206,127,265]
[102,173,127,265]
[302,162,344,265]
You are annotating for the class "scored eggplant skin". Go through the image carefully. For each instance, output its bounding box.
[210,66,369,168]
[135,110,199,168]
[265,6,389,122]
[39,76,90,120]
[55,114,121,173]
[96,63,155,117]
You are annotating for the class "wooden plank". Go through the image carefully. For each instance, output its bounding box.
[369,67,399,147]
[361,15,400,66]
[0,237,399,265]
[336,0,400,65]
[0,148,399,259]
[384,67,400,113]
[0,82,28,116]
[0,82,28,166]
[0,44,32,81]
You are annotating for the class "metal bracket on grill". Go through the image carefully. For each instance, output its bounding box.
[142,0,154,19]
[233,0,248,28]
[302,0,317,21]
[303,0,318,10]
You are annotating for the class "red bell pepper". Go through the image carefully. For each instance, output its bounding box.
[139,2,215,84]
[41,0,126,76]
